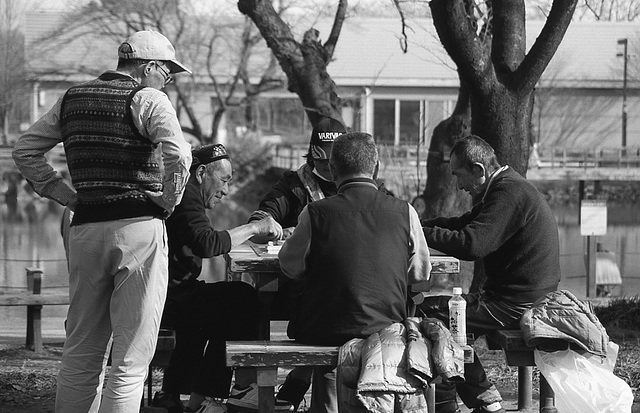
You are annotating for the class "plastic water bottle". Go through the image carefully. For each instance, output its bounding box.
[448,287,467,345]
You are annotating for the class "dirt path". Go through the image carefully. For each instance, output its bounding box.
[1,341,638,412]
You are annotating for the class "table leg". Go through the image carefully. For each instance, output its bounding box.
[257,292,274,340]
[257,367,278,413]
[253,272,278,340]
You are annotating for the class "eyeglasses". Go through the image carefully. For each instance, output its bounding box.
[154,61,173,86]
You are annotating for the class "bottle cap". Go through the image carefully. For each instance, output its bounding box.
[452,287,462,295]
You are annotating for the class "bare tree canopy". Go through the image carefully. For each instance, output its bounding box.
[23,0,291,144]
[580,0,640,21]
[0,0,28,143]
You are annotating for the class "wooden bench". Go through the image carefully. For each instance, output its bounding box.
[225,340,465,413]
[226,340,338,413]
[484,330,556,413]
[0,268,69,353]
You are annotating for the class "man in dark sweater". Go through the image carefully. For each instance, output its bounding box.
[419,135,560,413]
[152,144,288,413]
[279,132,431,413]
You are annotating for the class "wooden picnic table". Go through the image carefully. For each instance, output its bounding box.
[225,241,460,338]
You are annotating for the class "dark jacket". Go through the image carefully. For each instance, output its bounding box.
[249,166,337,228]
[423,167,560,303]
[166,180,231,284]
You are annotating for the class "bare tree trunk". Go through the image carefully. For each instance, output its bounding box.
[423,76,472,220]
[210,108,226,144]
[430,0,577,175]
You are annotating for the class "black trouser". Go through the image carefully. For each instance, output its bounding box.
[161,281,260,398]
[418,292,530,408]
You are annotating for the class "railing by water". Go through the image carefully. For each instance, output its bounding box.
[3,144,640,187]
[272,144,640,183]
[535,147,640,169]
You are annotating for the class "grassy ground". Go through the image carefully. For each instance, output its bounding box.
[1,299,640,412]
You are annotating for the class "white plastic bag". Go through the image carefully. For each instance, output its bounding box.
[534,342,633,413]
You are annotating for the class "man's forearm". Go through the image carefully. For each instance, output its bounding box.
[228,222,263,248]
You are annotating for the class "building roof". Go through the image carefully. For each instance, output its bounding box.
[22,12,640,89]
[324,17,639,89]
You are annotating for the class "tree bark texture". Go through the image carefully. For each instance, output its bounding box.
[237,0,347,126]
[422,75,472,220]
[429,0,577,176]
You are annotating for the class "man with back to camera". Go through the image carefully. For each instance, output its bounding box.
[248,117,398,410]
[278,132,431,413]
[12,30,193,412]
[419,135,561,413]
[152,143,289,413]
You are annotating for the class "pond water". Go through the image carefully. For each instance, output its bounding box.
[0,197,639,343]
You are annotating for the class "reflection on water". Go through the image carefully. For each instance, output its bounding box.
[0,198,639,341]
[554,203,640,298]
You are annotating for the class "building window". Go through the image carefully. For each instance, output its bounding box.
[374,99,395,144]
[425,100,446,143]
[400,100,421,145]
[373,98,452,146]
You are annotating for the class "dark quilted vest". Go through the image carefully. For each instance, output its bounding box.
[60,72,164,224]
[293,180,412,346]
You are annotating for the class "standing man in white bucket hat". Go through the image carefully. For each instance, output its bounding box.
[13,30,193,412]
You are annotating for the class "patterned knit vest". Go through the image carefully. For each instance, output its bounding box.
[60,73,164,224]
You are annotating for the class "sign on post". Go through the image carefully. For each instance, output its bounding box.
[580,200,607,236]
[580,200,607,297]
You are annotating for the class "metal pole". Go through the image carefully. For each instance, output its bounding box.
[617,38,628,148]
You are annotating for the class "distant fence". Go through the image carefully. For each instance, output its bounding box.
[271,144,428,200]
[4,144,640,199]
[536,147,640,169]
[272,144,429,169]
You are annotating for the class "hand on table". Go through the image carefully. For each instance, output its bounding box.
[253,216,283,241]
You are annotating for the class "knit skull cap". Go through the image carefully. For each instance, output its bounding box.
[118,30,192,74]
[192,144,229,167]
[309,117,347,160]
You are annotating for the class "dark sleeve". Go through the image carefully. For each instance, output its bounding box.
[422,209,475,230]
[166,183,232,258]
[423,187,523,261]
[250,171,305,228]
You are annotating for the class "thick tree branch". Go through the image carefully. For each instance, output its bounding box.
[429,0,495,96]
[516,0,578,93]
[238,0,344,125]
[237,0,303,94]
[324,0,348,59]
[491,0,526,84]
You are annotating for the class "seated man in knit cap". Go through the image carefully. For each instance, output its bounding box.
[153,144,290,413]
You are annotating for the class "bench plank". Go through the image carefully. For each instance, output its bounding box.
[484,330,555,411]
[226,340,445,413]
[226,340,338,367]
[0,293,69,306]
